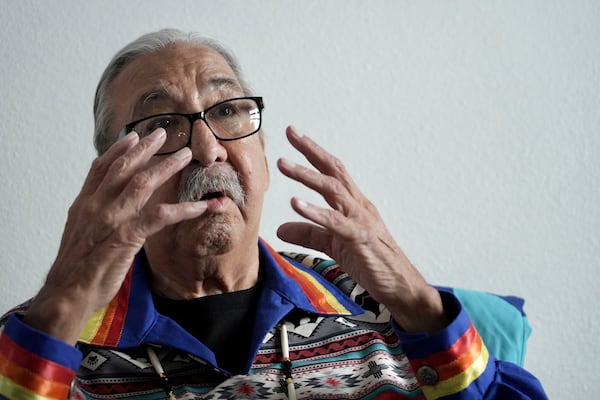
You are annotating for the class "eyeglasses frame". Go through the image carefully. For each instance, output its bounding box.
[121,96,264,155]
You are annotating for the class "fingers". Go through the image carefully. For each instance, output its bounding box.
[74,128,201,244]
[285,125,358,191]
[290,197,339,229]
[80,131,140,196]
[277,198,377,255]
[116,147,192,216]
[279,126,369,216]
[277,221,331,254]
[136,200,208,238]
[81,128,167,199]
[277,157,350,213]
[279,125,384,254]
[100,128,168,196]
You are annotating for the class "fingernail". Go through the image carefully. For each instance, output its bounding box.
[295,198,308,209]
[288,125,304,139]
[122,130,138,142]
[278,157,296,169]
[173,147,191,160]
[191,201,207,210]
[118,132,139,150]
[149,128,166,141]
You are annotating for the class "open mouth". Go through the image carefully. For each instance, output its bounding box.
[200,191,226,201]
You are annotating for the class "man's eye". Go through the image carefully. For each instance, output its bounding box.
[213,104,236,118]
[152,117,174,129]
[137,116,181,136]
[134,116,185,138]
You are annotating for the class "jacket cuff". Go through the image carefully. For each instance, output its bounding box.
[0,314,82,399]
[394,290,494,398]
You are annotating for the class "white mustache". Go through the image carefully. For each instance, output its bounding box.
[178,165,246,209]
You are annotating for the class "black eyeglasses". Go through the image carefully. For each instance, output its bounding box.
[121,96,264,155]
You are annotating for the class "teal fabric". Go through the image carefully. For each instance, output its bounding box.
[453,288,532,366]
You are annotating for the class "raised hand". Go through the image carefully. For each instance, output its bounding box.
[277,126,447,333]
[24,129,207,344]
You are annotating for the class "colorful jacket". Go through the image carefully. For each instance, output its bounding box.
[0,239,546,399]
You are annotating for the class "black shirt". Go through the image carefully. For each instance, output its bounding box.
[152,283,262,375]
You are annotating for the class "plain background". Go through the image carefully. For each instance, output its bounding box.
[1,1,598,397]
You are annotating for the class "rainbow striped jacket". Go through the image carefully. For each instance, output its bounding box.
[0,239,546,399]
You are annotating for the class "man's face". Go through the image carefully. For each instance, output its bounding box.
[107,43,270,257]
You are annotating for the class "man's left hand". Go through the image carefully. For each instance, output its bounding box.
[277,126,448,333]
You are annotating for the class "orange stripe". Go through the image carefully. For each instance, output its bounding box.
[438,332,483,379]
[0,352,71,398]
[290,267,339,313]
[0,376,54,400]
[421,345,489,398]
[90,265,134,346]
[264,242,343,314]
[90,292,119,345]
[0,334,74,385]
[280,262,337,313]
[409,323,485,384]
[411,322,478,366]
[103,267,133,346]
[411,332,483,382]
[440,322,478,363]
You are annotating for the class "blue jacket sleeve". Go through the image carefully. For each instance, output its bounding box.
[0,313,82,399]
[393,290,547,399]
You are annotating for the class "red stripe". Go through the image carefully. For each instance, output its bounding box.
[90,296,118,345]
[263,242,339,313]
[410,322,479,367]
[103,267,133,346]
[410,331,484,381]
[88,265,133,347]
[0,334,75,385]
[0,352,71,398]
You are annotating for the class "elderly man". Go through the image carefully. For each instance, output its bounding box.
[0,29,545,399]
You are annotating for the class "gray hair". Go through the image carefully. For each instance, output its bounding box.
[93,28,251,155]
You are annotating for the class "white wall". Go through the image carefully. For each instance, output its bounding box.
[1,0,598,397]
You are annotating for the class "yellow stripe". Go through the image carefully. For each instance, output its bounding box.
[77,305,109,344]
[0,375,54,400]
[292,266,351,314]
[421,341,489,399]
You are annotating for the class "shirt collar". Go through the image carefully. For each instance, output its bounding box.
[77,238,363,349]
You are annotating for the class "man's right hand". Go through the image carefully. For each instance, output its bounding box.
[23,129,207,345]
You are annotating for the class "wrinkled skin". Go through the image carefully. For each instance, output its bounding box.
[24,44,446,347]
[277,126,446,333]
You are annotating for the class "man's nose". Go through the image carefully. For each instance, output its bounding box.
[189,119,228,166]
